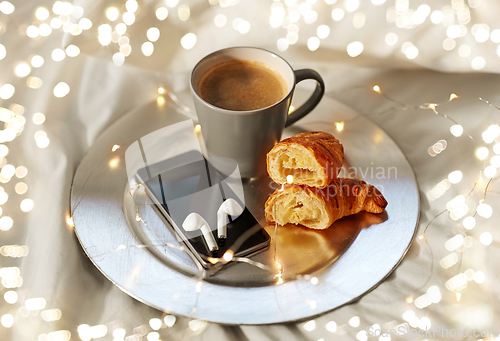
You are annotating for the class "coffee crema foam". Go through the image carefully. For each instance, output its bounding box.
[197,60,288,111]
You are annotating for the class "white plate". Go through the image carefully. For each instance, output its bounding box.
[71,89,419,324]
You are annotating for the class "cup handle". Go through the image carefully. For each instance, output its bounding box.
[285,69,325,127]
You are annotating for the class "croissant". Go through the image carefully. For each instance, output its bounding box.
[266,131,344,189]
[265,179,388,230]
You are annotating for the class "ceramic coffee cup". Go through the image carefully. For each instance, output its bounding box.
[191,46,325,178]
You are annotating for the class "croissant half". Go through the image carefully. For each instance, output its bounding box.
[265,179,388,230]
[266,131,344,189]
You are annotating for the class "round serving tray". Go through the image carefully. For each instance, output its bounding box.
[70,89,419,324]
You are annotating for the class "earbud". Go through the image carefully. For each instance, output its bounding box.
[182,213,218,252]
[217,199,244,240]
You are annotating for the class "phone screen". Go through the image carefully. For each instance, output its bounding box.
[136,151,270,268]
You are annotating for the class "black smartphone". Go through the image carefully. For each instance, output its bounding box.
[135,150,270,268]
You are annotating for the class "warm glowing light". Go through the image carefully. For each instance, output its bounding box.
[346,41,363,57]
[149,318,162,331]
[194,124,201,133]
[112,53,125,66]
[53,82,70,98]
[448,170,463,184]
[353,13,366,28]
[14,63,31,77]
[178,4,190,21]
[471,56,486,70]
[356,331,368,341]
[188,319,206,332]
[26,25,39,38]
[303,320,316,331]
[90,325,107,338]
[207,257,219,264]
[445,234,464,251]
[120,44,132,57]
[106,7,119,21]
[214,13,226,27]
[0,191,8,205]
[0,84,15,100]
[147,332,160,341]
[156,7,168,20]
[443,38,456,51]
[450,124,463,137]
[111,145,120,152]
[325,321,337,333]
[310,277,319,285]
[126,0,139,13]
[98,34,111,46]
[405,45,419,59]
[180,33,197,50]
[456,293,461,301]
[317,25,330,39]
[113,329,126,339]
[440,253,458,269]
[484,165,497,178]
[462,216,476,230]
[479,232,493,245]
[14,183,27,195]
[335,121,344,131]
[52,48,66,62]
[25,297,46,311]
[123,12,136,25]
[0,1,14,15]
[349,316,360,327]
[109,157,120,168]
[475,147,489,160]
[418,234,425,240]
[223,250,234,262]
[473,271,485,284]
[41,309,62,322]
[4,291,17,304]
[27,77,42,89]
[0,145,7,158]
[1,164,15,178]
[307,37,320,51]
[141,42,154,56]
[494,143,500,155]
[344,0,360,12]
[158,87,165,94]
[147,27,160,42]
[477,203,492,218]
[157,96,165,106]
[20,199,34,212]
[286,175,293,184]
[449,93,458,101]
[0,314,14,328]
[65,45,80,57]
[164,315,176,327]
[15,166,27,178]
[79,18,92,30]
[402,310,415,321]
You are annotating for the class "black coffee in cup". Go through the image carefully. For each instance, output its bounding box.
[197,60,287,111]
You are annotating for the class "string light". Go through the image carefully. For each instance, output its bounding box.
[223,250,233,262]
[1,2,498,337]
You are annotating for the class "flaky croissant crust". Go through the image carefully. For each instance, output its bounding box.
[266,131,344,189]
[265,179,388,229]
